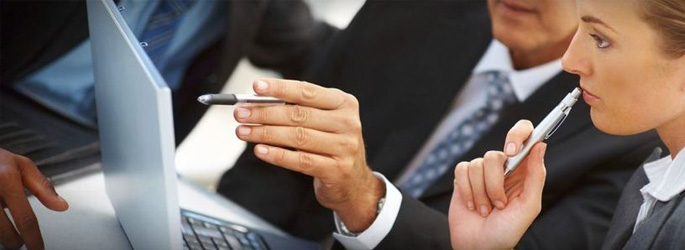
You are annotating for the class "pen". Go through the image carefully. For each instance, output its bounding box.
[504,87,582,177]
[197,94,285,105]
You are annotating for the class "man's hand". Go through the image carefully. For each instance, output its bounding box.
[233,79,383,232]
[448,120,546,250]
[0,148,69,250]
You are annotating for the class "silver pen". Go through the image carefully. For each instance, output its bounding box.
[197,94,285,105]
[504,87,582,177]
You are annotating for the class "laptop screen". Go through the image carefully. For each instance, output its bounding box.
[88,0,182,249]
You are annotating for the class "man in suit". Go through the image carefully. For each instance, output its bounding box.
[0,1,333,249]
[218,0,661,249]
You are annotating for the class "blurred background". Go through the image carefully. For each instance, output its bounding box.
[175,0,366,190]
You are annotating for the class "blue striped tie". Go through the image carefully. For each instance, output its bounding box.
[139,0,196,68]
[400,71,518,197]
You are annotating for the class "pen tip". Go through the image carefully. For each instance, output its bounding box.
[197,95,209,105]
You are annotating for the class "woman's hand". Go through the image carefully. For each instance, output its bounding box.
[448,120,547,250]
[0,148,69,250]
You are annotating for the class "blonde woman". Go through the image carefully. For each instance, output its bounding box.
[449,0,685,249]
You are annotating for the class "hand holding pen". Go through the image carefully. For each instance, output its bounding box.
[448,121,547,250]
[447,88,581,249]
[208,79,384,233]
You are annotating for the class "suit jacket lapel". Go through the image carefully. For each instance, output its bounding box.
[622,194,685,250]
[368,4,493,180]
[421,72,584,198]
[601,148,662,250]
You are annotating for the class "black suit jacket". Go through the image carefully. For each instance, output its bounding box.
[218,1,660,249]
[0,0,334,141]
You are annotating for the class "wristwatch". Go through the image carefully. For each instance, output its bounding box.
[338,197,386,236]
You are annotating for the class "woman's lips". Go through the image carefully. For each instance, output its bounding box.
[501,0,536,14]
[581,87,600,104]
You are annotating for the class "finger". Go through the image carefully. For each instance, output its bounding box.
[503,120,534,156]
[1,182,44,250]
[453,162,475,211]
[483,151,508,209]
[0,206,23,249]
[521,143,547,209]
[252,79,352,110]
[234,105,352,133]
[252,144,338,180]
[467,158,491,217]
[236,125,356,156]
[16,156,68,211]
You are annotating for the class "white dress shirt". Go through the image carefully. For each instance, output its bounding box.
[333,40,563,249]
[634,147,685,232]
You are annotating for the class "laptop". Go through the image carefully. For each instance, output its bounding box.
[87,1,320,249]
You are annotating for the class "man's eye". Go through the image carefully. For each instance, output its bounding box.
[589,33,610,49]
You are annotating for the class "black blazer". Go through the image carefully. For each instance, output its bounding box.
[217,1,660,249]
[0,0,335,141]
[602,149,685,250]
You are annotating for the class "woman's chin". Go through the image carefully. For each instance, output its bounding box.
[590,111,646,136]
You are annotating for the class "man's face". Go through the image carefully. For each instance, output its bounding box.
[487,0,578,53]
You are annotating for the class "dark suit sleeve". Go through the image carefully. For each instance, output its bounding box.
[374,194,452,249]
[245,0,338,79]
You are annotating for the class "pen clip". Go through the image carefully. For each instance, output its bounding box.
[545,113,568,140]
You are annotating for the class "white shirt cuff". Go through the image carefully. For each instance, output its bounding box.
[332,172,403,250]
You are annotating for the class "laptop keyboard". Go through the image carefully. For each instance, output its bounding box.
[182,213,269,250]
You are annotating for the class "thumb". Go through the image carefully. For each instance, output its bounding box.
[16,156,69,211]
[520,143,547,209]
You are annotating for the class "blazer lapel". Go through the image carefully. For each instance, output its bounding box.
[368,4,493,180]
[601,148,662,250]
[421,72,584,198]
[622,194,685,250]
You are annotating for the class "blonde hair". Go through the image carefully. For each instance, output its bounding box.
[638,0,685,57]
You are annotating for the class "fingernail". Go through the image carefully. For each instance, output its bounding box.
[58,195,67,203]
[479,205,489,217]
[506,143,517,155]
[256,80,269,91]
[236,108,251,119]
[494,200,505,209]
[467,201,475,210]
[238,126,252,136]
[256,145,269,155]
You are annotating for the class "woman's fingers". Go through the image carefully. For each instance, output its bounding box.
[467,158,492,217]
[454,162,475,211]
[503,120,534,156]
[520,143,547,211]
[483,151,508,209]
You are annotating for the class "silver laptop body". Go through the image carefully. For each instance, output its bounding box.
[88,0,181,249]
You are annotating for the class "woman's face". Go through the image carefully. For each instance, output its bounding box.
[562,0,685,135]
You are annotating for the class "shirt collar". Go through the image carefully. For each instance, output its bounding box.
[642,147,685,201]
[472,40,563,102]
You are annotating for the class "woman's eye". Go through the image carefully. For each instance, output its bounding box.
[589,33,610,49]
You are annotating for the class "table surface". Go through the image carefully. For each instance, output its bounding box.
[26,163,285,250]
